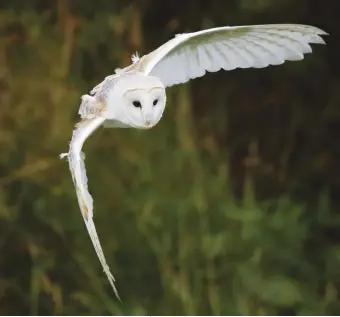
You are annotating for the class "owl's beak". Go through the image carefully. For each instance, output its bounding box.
[143,114,153,127]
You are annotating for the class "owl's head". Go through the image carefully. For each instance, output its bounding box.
[106,73,166,129]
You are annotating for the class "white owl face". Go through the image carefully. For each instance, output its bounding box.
[106,74,166,129]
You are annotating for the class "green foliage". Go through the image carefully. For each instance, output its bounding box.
[0,0,339,315]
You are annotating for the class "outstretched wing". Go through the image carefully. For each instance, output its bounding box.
[136,24,327,87]
[60,117,121,301]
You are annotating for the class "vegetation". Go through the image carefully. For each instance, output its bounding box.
[0,0,339,315]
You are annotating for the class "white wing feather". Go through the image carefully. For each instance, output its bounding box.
[60,117,121,301]
[141,24,327,87]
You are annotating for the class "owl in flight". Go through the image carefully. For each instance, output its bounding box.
[60,24,327,300]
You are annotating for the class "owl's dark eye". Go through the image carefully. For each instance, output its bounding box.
[132,100,141,108]
[153,99,159,106]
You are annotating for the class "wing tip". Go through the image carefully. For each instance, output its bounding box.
[314,27,329,36]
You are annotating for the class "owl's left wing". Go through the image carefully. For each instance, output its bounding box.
[60,117,121,301]
[137,24,327,87]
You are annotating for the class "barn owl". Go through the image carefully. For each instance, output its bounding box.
[60,24,327,300]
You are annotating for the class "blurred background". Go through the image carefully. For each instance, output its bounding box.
[0,0,339,315]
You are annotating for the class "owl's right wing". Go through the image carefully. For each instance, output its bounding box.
[137,24,327,87]
[61,117,121,300]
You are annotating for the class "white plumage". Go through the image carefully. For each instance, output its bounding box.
[60,23,327,300]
